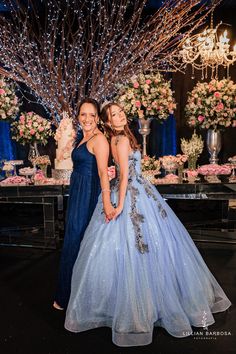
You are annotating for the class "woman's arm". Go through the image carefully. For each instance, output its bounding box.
[93,134,115,221]
[113,136,130,219]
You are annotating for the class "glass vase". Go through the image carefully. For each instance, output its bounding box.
[177,165,184,183]
[206,129,222,164]
[163,162,177,175]
[138,117,153,157]
[28,142,39,166]
[38,164,48,178]
[187,155,198,170]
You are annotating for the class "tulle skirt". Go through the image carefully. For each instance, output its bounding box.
[65,180,231,347]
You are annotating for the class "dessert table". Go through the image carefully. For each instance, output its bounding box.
[0,182,235,249]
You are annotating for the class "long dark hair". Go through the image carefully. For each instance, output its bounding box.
[77,97,101,118]
[74,97,101,145]
[100,102,140,151]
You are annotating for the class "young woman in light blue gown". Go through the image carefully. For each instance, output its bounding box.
[64,102,231,347]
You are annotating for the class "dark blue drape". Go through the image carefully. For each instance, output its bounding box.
[130,114,177,158]
[149,114,177,158]
[0,121,16,161]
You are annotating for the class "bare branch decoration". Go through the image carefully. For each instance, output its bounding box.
[0,0,222,125]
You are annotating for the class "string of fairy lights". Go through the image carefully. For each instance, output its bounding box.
[0,0,222,125]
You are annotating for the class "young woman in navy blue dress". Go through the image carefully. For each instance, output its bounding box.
[53,98,115,310]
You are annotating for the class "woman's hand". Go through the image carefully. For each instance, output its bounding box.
[112,205,123,220]
[104,203,116,223]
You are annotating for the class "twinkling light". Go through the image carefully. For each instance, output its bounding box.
[0,0,222,125]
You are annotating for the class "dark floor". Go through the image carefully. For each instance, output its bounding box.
[0,245,235,354]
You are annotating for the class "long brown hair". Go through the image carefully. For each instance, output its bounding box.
[100,102,140,151]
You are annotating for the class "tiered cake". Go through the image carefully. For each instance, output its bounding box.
[52,111,76,180]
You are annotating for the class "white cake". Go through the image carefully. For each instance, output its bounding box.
[54,112,76,170]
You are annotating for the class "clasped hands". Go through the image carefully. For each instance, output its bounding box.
[104,204,123,223]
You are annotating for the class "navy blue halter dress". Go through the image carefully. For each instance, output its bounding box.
[54,136,101,308]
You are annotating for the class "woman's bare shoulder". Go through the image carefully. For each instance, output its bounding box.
[94,132,108,144]
[111,135,129,147]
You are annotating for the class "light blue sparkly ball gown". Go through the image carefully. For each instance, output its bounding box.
[64,150,231,347]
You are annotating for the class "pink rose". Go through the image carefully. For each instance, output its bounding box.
[27,112,33,116]
[214,92,221,98]
[216,103,224,111]
[135,101,141,107]
[133,82,139,89]
[197,115,205,122]
[145,79,151,85]
[0,89,5,94]
[30,129,35,135]
[187,170,198,177]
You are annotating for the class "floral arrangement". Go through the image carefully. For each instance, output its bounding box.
[185,78,236,130]
[11,111,53,145]
[181,132,204,158]
[197,164,231,176]
[141,155,161,171]
[116,72,176,120]
[175,154,188,166]
[154,173,179,184]
[0,76,20,121]
[0,176,27,185]
[2,162,14,172]
[33,155,51,166]
[186,170,198,178]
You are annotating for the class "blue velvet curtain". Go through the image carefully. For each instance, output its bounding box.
[0,121,16,161]
[0,121,16,177]
[130,114,177,158]
[148,114,177,158]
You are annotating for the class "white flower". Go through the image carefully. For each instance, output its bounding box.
[181,132,204,157]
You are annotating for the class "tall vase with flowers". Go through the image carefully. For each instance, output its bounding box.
[181,132,204,171]
[185,78,236,164]
[11,111,54,165]
[116,71,176,156]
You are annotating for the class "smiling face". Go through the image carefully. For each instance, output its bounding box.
[107,104,127,130]
[78,103,98,133]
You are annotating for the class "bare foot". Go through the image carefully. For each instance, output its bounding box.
[53,301,64,311]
